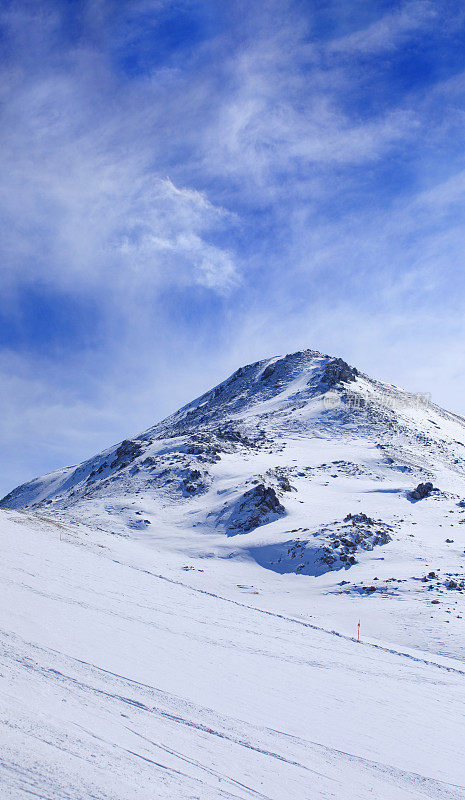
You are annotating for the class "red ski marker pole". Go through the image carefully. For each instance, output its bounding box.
[357,620,360,642]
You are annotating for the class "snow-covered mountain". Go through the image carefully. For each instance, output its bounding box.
[4,349,465,511]
[3,348,465,586]
[2,349,465,799]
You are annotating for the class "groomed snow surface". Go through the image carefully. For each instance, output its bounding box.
[1,507,464,800]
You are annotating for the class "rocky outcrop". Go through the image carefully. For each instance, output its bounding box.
[110,440,144,471]
[218,484,286,535]
[409,482,435,500]
[321,358,358,387]
[249,515,393,576]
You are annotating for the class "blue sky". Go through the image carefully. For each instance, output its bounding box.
[1,0,465,496]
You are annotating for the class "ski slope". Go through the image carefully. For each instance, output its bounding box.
[1,508,464,800]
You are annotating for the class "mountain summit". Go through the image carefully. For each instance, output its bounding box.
[2,349,358,510]
[3,347,465,590]
[2,348,464,518]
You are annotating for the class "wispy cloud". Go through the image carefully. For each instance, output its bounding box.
[1,0,465,495]
[328,1,437,55]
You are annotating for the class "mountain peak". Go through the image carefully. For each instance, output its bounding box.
[153,350,359,436]
[2,349,464,520]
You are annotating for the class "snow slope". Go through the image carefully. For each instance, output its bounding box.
[1,509,464,800]
[2,349,465,797]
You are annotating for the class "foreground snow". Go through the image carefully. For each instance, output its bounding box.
[1,508,464,800]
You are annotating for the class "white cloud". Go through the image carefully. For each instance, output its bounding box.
[2,0,465,496]
[328,1,437,55]
[0,13,239,298]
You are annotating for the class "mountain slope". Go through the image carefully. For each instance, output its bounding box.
[2,349,465,799]
[2,508,464,800]
[3,348,465,514]
[3,348,465,658]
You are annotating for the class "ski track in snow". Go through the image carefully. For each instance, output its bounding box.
[1,510,465,800]
[108,557,465,678]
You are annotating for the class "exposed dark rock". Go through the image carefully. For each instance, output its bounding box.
[185,440,221,463]
[445,577,465,590]
[344,512,374,525]
[221,484,286,534]
[215,424,266,450]
[261,362,278,381]
[250,515,393,577]
[110,440,144,470]
[409,482,435,500]
[321,358,358,387]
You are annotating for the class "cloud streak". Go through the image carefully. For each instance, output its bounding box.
[1,0,465,495]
